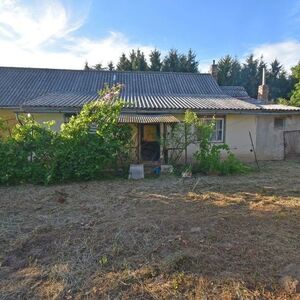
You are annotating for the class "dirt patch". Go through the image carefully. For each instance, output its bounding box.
[0,160,300,299]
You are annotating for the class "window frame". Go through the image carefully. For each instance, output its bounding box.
[210,118,225,143]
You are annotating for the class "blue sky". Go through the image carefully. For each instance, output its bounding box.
[0,0,299,71]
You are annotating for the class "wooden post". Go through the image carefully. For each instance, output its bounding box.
[249,131,259,170]
[137,124,141,163]
[162,123,167,164]
[184,123,187,164]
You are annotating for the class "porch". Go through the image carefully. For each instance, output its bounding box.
[119,114,181,164]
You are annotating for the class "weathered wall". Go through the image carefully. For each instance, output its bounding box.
[256,115,300,160]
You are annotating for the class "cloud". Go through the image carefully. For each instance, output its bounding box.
[0,0,155,69]
[252,40,300,71]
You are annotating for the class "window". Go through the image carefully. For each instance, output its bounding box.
[64,113,77,123]
[202,118,224,142]
[274,118,284,130]
[211,119,224,142]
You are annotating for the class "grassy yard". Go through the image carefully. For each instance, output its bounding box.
[0,161,300,299]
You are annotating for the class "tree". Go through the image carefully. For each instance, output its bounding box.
[289,62,300,106]
[185,49,199,73]
[241,54,260,98]
[117,53,132,71]
[93,63,103,71]
[84,61,91,70]
[217,55,241,86]
[179,54,188,72]
[162,49,181,72]
[108,61,114,71]
[149,49,162,71]
[129,49,148,71]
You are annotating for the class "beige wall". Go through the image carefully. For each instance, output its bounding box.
[225,114,257,162]
[31,113,65,132]
[185,114,257,162]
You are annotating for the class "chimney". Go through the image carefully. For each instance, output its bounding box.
[257,67,269,103]
[210,60,218,81]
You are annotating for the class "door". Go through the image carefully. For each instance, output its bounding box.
[141,124,160,161]
[284,130,300,159]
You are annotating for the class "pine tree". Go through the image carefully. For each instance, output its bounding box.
[130,49,148,71]
[117,53,132,71]
[241,54,260,98]
[129,50,137,70]
[162,49,180,72]
[179,54,188,72]
[84,61,90,70]
[149,49,162,71]
[217,55,241,85]
[185,49,199,73]
[93,63,103,71]
[108,61,114,71]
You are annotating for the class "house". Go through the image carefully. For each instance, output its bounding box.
[0,64,300,162]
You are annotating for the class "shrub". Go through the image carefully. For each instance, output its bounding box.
[186,111,249,175]
[0,85,132,184]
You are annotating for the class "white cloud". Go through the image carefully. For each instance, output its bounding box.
[0,0,155,69]
[252,40,300,71]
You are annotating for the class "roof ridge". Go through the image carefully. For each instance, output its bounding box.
[0,66,211,76]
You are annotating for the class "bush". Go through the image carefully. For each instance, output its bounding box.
[0,85,132,185]
[186,111,249,175]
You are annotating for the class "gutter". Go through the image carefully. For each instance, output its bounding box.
[17,106,300,116]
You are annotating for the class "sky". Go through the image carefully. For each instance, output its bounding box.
[0,0,300,72]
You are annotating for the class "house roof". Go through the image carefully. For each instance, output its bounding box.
[0,66,299,114]
[0,66,222,106]
[220,86,250,99]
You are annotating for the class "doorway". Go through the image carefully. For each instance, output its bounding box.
[141,124,160,161]
[284,130,300,159]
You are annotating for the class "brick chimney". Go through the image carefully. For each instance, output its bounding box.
[257,67,269,103]
[210,60,218,81]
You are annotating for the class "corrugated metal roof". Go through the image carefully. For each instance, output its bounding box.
[0,67,223,107]
[220,86,250,99]
[260,104,300,111]
[22,92,260,111]
[119,114,180,123]
[1,67,300,113]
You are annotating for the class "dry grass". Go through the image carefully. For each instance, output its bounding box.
[0,160,300,299]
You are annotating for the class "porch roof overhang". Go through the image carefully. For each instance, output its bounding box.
[118,113,180,124]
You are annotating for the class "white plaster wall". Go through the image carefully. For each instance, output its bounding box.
[225,115,257,162]
[32,113,65,132]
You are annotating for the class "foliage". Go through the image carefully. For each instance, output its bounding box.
[115,48,199,73]
[149,49,162,71]
[186,111,249,175]
[289,62,300,107]
[163,111,248,175]
[0,85,132,185]
[129,49,148,71]
[217,55,241,86]
[117,53,132,71]
[162,114,197,165]
[217,54,294,101]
